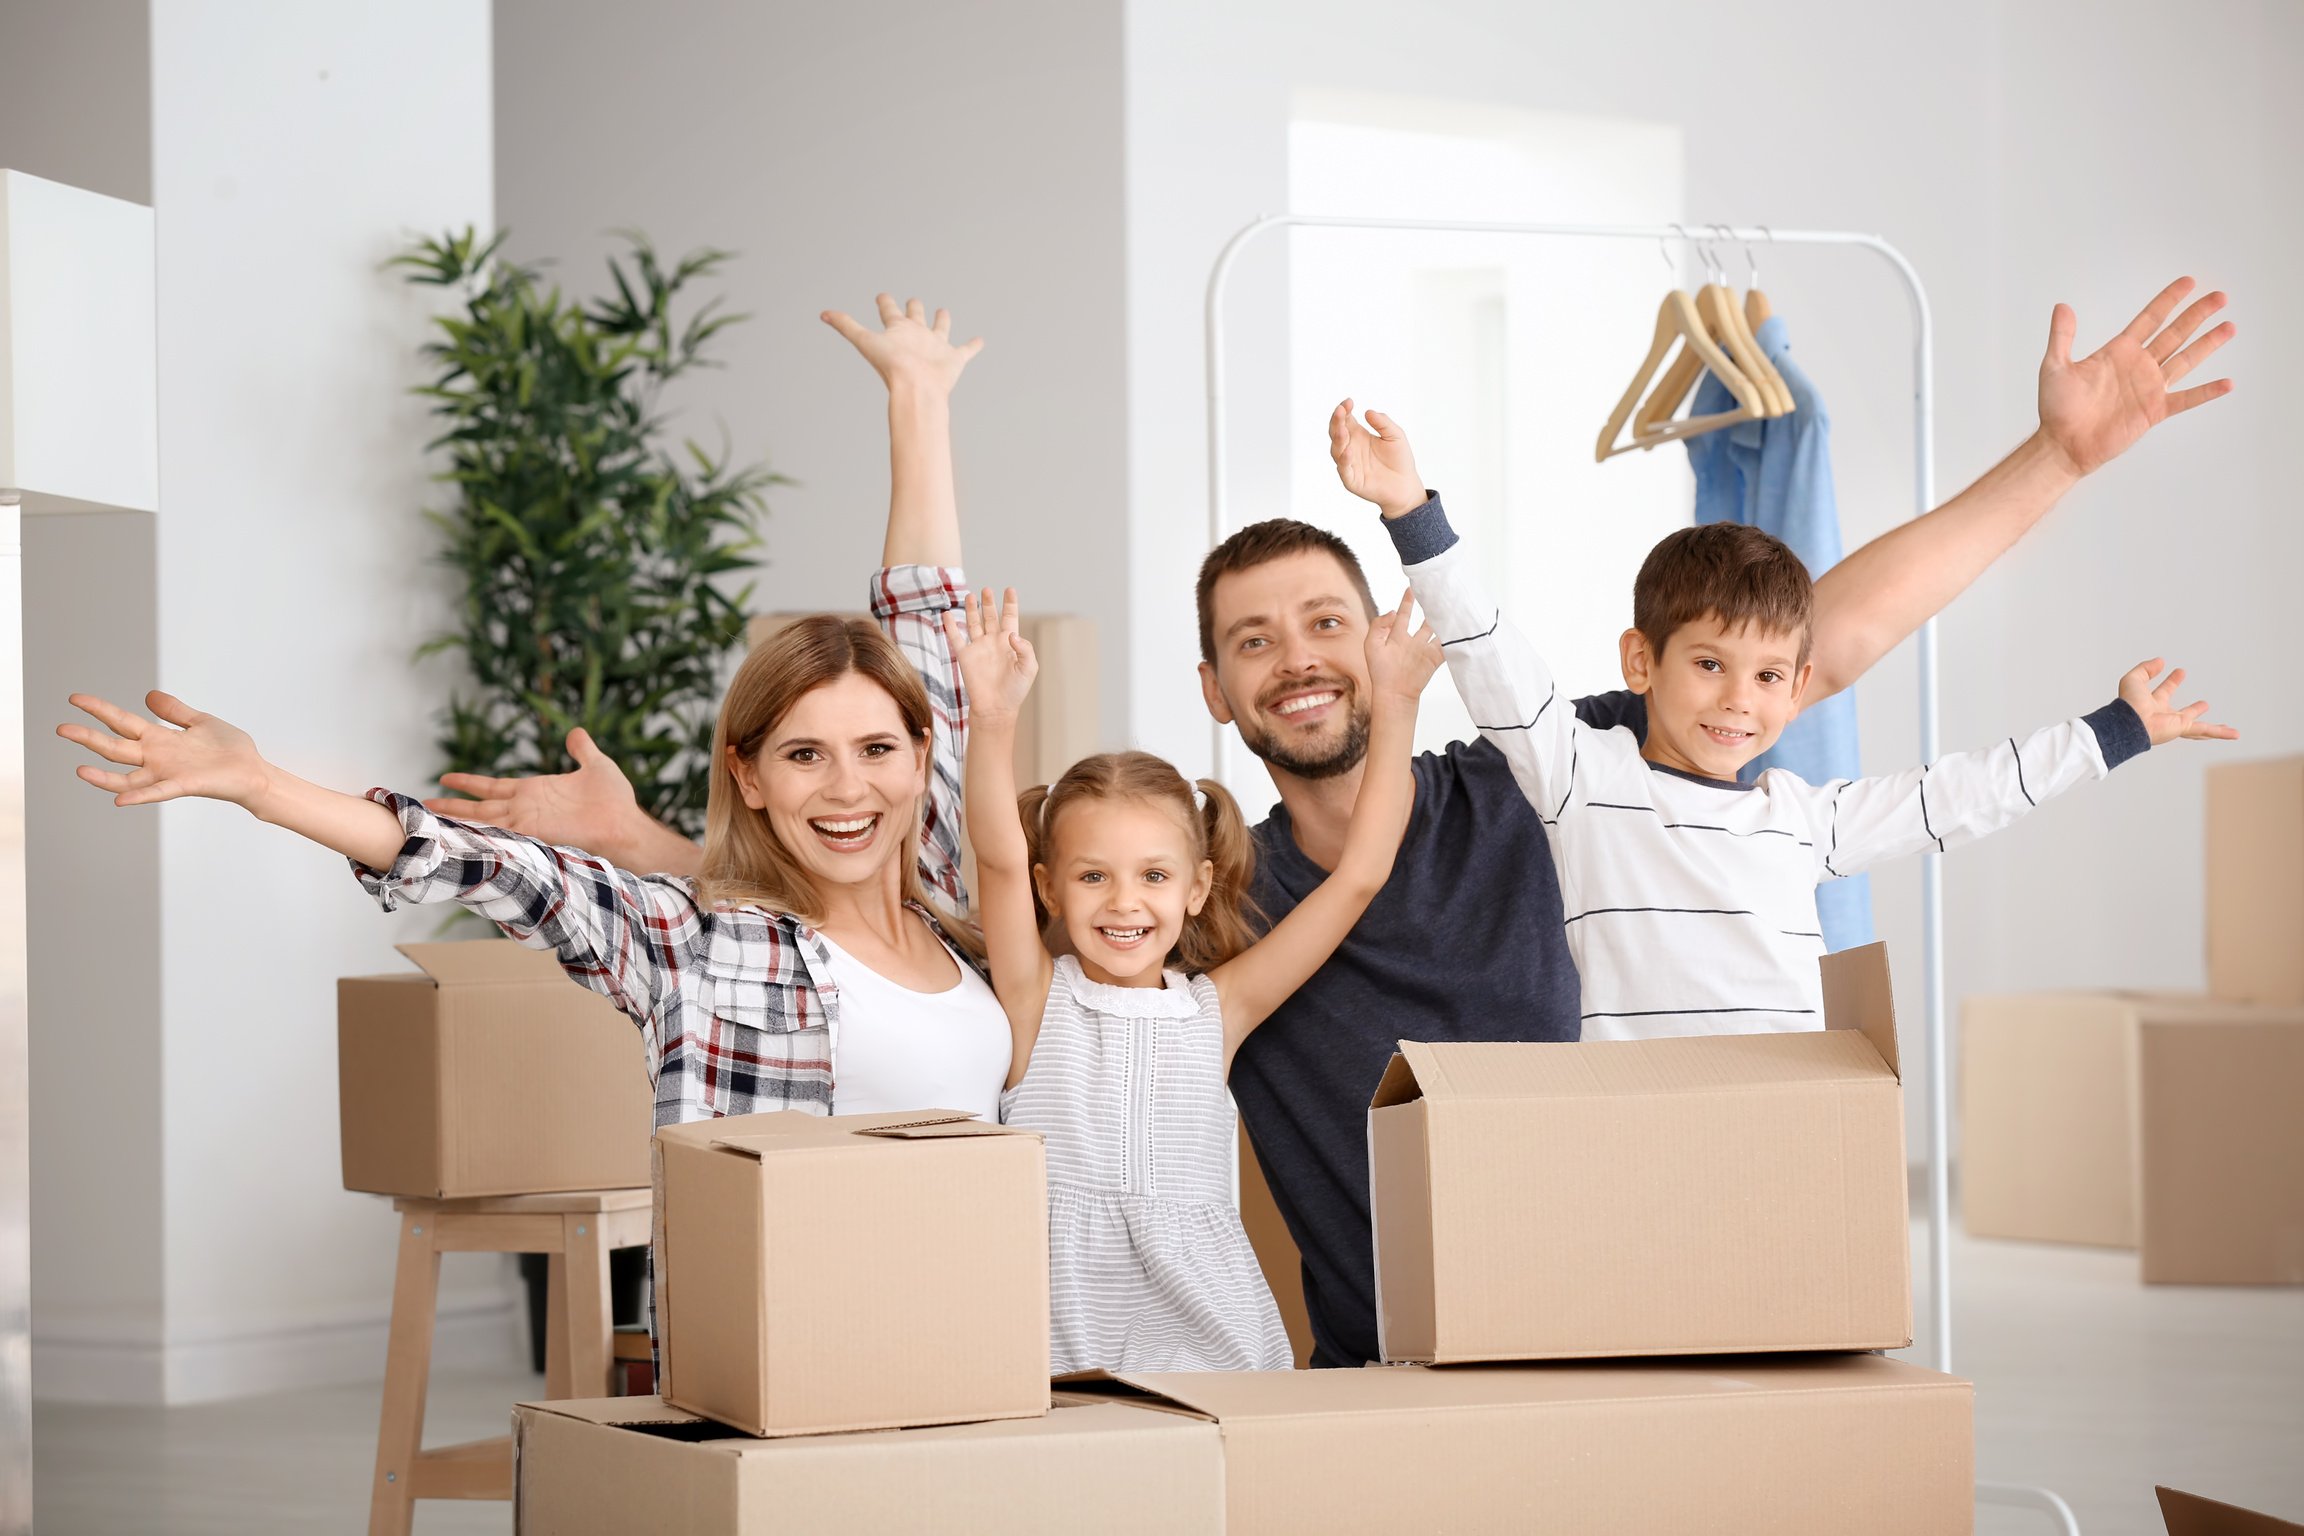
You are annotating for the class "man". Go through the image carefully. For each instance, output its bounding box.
[436,280,2234,1367]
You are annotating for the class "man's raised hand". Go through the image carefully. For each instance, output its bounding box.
[2039,278,2235,479]
[427,727,640,848]
[821,294,984,396]
[1329,399,1428,520]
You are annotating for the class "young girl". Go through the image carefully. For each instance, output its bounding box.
[945,585,1441,1373]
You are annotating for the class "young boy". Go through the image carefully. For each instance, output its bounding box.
[1330,401,2237,1037]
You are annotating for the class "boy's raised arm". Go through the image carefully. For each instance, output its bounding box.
[1330,402,1584,824]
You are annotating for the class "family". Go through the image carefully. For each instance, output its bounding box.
[60,281,2237,1374]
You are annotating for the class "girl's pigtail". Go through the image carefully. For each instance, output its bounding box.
[1177,777,1263,972]
[1015,783,1058,939]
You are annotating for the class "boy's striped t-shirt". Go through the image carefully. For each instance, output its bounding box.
[1394,496,2151,1038]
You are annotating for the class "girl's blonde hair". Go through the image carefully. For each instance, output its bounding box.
[1018,750,1262,973]
[698,614,977,956]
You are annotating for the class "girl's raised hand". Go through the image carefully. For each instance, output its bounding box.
[944,587,1038,727]
[2118,658,2238,746]
[820,294,985,396]
[1364,590,1443,704]
[59,691,271,809]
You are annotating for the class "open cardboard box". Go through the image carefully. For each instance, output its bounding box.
[652,1108,1049,1436]
[512,1393,1222,1534]
[1370,942,1912,1363]
[1961,992,2304,1284]
[337,941,653,1198]
[1061,1353,1972,1535]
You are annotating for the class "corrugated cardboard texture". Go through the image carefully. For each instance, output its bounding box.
[1370,947,1910,1362]
[1082,1354,1972,1536]
[2159,1486,2304,1535]
[653,1110,1050,1436]
[2139,1012,2304,1284]
[514,1395,1222,1535]
[337,941,653,1197]
[1960,993,2142,1248]
[2206,756,2304,1006]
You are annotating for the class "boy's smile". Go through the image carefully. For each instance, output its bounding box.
[1622,613,1813,782]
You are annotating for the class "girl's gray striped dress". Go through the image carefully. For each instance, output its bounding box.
[1000,955,1292,1372]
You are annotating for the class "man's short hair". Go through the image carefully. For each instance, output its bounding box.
[1195,518,1379,665]
[1632,523,1815,664]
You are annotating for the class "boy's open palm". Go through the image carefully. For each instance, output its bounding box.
[820,294,984,394]
[2119,659,2238,747]
[945,586,1037,725]
[1365,591,1443,702]
[1329,399,1426,519]
[60,691,268,808]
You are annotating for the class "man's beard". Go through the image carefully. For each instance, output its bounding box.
[1237,694,1372,782]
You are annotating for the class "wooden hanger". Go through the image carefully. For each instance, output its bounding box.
[1595,287,1768,462]
[1629,234,1789,440]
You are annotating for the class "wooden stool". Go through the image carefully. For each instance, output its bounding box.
[367,1187,652,1536]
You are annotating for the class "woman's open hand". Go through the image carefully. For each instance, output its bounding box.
[821,294,984,397]
[945,586,1038,729]
[59,691,271,809]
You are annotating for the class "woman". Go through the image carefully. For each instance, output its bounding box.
[60,296,1016,1129]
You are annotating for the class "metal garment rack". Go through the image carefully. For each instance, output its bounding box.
[1205,213,2079,1535]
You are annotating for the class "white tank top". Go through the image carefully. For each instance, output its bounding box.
[813,919,1011,1124]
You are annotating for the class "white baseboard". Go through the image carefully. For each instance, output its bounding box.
[33,1288,525,1406]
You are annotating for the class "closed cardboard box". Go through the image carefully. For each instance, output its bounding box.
[1960,992,2304,1283]
[337,941,652,1198]
[653,1109,1049,1436]
[1070,1354,1973,1536]
[2206,756,2304,1006]
[1370,943,1911,1363]
[512,1393,1222,1535]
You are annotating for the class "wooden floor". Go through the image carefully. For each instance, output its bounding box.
[31,1219,2304,1535]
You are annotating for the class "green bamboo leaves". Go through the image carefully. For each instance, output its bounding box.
[397,228,779,836]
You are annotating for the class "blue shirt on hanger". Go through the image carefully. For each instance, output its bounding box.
[1686,313,1875,952]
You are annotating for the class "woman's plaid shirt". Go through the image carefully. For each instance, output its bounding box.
[355,564,975,1130]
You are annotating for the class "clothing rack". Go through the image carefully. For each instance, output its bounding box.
[1205,214,2081,1535]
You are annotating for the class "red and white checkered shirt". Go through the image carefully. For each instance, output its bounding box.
[356,564,975,1130]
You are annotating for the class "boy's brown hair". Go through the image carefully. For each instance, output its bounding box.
[1195,518,1379,664]
[1632,523,1816,663]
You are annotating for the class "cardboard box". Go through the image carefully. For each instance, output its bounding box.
[512,1393,1223,1535]
[1069,1354,1973,1535]
[652,1108,1049,1436]
[2206,755,2304,1006]
[1961,992,2304,1283]
[1369,943,1910,1363]
[2160,1487,2304,1535]
[337,941,653,1198]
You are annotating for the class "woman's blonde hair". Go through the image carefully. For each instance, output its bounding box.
[1018,750,1261,974]
[697,615,974,953]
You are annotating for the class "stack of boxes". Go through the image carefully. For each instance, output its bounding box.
[515,943,1973,1534]
[1962,756,2304,1282]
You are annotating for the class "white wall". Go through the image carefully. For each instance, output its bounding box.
[1125,0,2297,1188]
[492,0,1131,742]
[139,1,502,1404]
[0,0,167,1408]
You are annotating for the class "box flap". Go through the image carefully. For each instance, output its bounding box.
[393,939,566,987]
[1821,942,1901,1079]
[1370,1048,1428,1109]
[1370,1032,1888,1104]
[683,1108,1026,1159]
[516,1395,711,1430]
[856,1113,1035,1141]
[2159,1486,2304,1535]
